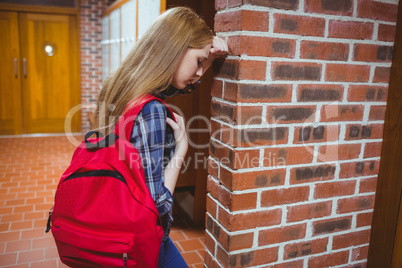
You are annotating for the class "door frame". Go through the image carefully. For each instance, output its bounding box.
[367,2,402,267]
[0,1,81,134]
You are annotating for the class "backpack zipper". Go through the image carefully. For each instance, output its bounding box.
[47,170,127,233]
[123,253,128,268]
[62,170,127,185]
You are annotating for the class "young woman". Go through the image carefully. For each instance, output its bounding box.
[93,7,228,268]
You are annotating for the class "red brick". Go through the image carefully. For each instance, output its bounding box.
[232,192,258,211]
[333,229,371,249]
[313,216,352,235]
[378,24,396,42]
[10,221,33,231]
[293,124,340,144]
[209,140,261,169]
[239,60,266,80]
[300,41,349,61]
[337,195,375,214]
[228,0,242,8]
[215,0,227,10]
[284,237,328,260]
[359,176,377,193]
[232,149,261,170]
[357,0,399,22]
[287,201,332,222]
[240,10,269,31]
[270,260,304,268]
[1,214,23,223]
[213,59,238,80]
[321,104,364,122]
[18,249,44,263]
[5,199,25,206]
[211,79,223,98]
[32,237,56,249]
[14,205,34,214]
[314,180,356,199]
[31,260,58,268]
[345,124,384,140]
[308,250,349,267]
[204,251,220,268]
[326,64,370,82]
[218,206,281,231]
[354,44,393,62]
[227,232,254,252]
[21,229,46,240]
[210,100,263,125]
[298,84,344,101]
[223,82,292,103]
[204,231,216,257]
[207,216,254,252]
[220,124,289,147]
[214,10,269,32]
[339,160,380,178]
[364,142,382,158]
[318,143,361,162]
[215,11,241,32]
[0,223,9,232]
[305,0,353,16]
[274,14,325,36]
[208,158,219,179]
[267,106,316,123]
[348,85,388,102]
[290,164,336,184]
[352,245,369,261]
[210,120,222,141]
[229,35,295,58]
[356,212,373,227]
[217,245,279,267]
[259,224,306,246]
[369,105,387,121]
[264,146,314,167]
[328,20,374,40]
[207,176,231,209]
[220,167,286,191]
[272,62,322,81]
[244,0,298,10]
[0,253,17,266]
[373,66,391,83]
[206,194,218,218]
[261,186,310,207]
[5,240,31,253]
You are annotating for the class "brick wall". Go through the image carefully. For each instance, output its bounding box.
[206,0,399,267]
[79,0,113,132]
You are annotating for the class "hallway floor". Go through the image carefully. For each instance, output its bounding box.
[0,135,205,268]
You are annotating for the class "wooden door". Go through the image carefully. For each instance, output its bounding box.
[19,13,80,133]
[392,201,402,267]
[367,2,402,267]
[0,11,23,135]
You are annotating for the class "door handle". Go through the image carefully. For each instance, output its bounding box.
[23,58,27,78]
[14,58,18,78]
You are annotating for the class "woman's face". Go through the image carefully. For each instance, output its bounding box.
[171,43,212,89]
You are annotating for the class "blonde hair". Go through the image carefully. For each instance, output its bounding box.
[93,6,214,134]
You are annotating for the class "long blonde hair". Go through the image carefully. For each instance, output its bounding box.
[93,7,214,134]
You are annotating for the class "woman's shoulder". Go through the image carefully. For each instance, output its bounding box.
[140,99,167,117]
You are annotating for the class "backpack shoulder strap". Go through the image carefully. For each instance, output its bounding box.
[113,95,175,141]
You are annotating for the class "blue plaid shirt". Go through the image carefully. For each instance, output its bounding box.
[130,100,175,241]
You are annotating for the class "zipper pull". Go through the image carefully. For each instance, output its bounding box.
[123,253,128,268]
[45,206,53,233]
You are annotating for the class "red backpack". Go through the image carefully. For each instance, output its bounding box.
[47,95,173,267]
